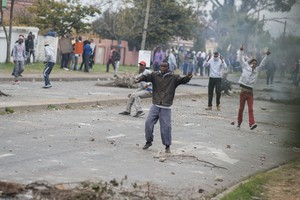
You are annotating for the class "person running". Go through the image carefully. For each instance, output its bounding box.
[135,61,193,153]
[237,44,271,130]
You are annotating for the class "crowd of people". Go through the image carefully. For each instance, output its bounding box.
[10,34,300,154]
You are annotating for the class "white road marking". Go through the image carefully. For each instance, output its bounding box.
[106,134,126,139]
[0,153,14,158]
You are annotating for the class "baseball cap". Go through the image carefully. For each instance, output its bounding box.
[139,61,146,66]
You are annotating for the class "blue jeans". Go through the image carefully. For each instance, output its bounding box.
[43,62,55,86]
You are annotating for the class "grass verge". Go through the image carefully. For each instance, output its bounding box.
[0,63,139,74]
[221,158,300,200]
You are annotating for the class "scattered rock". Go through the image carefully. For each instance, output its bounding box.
[198,188,204,193]
[214,176,223,182]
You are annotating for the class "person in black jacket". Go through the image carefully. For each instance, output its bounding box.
[25,32,35,64]
[134,61,193,153]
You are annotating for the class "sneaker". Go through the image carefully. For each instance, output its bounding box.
[133,111,145,117]
[217,105,221,111]
[43,85,52,89]
[205,106,212,110]
[63,67,69,71]
[250,123,257,130]
[13,80,20,85]
[237,124,241,129]
[142,142,152,150]
[119,111,130,115]
[292,147,300,153]
[165,146,171,153]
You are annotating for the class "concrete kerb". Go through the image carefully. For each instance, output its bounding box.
[0,77,114,82]
[0,93,206,114]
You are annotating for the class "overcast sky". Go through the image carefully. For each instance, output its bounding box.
[261,3,300,38]
[84,0,300,38]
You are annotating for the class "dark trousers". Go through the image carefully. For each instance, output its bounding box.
[266,72,274,85]
[83,54,90,72]
[106,58,115,72]
[43,62,54,86]
[198,60,204,76]
[61,53,70,68]
[208,77,222,107]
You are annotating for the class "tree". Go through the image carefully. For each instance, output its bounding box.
[0,0,15,63]
[92,0,198,50]
[29,0,101,36]
[199,0,298,56]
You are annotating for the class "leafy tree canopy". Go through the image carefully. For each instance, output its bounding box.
[92,0,199,50]
[29,0,101,36]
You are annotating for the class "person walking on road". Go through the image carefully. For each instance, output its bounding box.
[43,41,56,88]
[113,48,121,77]
[119,61,152,117]
[106,46,116,72]
[203,51,227,111]
[12,35,27,84]
[265,59,276,86]
[134,61,193,153]
[237,44,271,130]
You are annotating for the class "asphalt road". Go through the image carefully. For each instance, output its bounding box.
[0,76,299,199]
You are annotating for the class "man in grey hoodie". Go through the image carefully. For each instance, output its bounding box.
[43,41,56,88]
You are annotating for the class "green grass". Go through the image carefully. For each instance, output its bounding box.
[221,175,268,200]
[220,158,300,200]
[0,62,139,75]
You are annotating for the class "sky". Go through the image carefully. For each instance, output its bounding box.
[261,3,300,38]
[202,0,300,38]
[83,0,300,38]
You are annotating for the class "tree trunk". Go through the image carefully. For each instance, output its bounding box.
[5,0,15,63]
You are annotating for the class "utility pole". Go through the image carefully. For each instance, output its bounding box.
[141,0,151,50]
[283,20,287,38]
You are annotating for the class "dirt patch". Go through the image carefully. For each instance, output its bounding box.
[264,159,300,200]
[0,179,206,200]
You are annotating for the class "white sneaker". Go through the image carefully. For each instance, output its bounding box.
[250,124,257,130]
[292,147,300,152]
[43,85,52,88]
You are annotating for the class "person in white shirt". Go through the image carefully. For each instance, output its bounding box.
[203,51,227,111]
[237,44,270,130]
[168,49,177,72]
